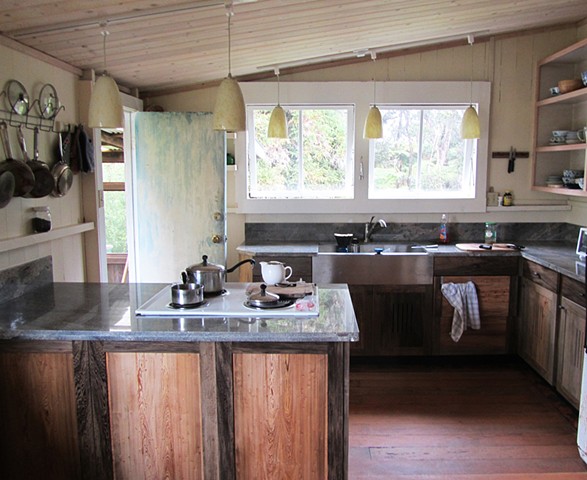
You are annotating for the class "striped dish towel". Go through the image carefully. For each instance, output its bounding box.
[441,281,480,342]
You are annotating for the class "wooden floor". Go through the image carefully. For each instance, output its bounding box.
[348,356,587,480]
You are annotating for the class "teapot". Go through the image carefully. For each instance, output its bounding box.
[260,261,292,285]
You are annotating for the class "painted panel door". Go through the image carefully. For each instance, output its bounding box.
[130,112,225,283]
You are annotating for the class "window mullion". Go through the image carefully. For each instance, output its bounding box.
[416,109,424,191]
[298,109,304,194]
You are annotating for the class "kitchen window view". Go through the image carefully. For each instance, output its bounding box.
[369,105,477,199]
[247,105,354,199]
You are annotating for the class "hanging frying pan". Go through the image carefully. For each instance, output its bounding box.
[0,171,15,208]
[52,130,73,197]
[0,121,35,197]
[17,126,55,198]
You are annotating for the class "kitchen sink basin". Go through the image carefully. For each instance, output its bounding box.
[317,243,428,254]
[314,243,432,285]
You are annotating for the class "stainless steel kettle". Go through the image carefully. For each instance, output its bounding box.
[184,255,255,295]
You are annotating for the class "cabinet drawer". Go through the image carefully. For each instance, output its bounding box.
[561,275,586,308]
[434,256,518,276]
[522,259,558,292]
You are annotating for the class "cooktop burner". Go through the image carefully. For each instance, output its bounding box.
[135,283,319,318]
[243,299,294,310]
[168,300,209,310]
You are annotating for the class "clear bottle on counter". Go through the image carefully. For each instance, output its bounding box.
[484,221,497,244]
[32,206,52,233]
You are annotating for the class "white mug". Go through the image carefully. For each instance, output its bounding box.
[260,261,292,285]
[577,127,587,143]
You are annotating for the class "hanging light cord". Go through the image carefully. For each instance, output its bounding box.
[371,51,377,106]
[100,25,110,74]
[468,34,474,107]
[275,67,281,105]
[226,5,234,76]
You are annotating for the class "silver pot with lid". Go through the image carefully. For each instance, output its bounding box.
[184,255,255,295]
[247,283,280,307]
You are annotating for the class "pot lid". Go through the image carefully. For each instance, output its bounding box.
[186,255,225,273]
[248,284,279,306]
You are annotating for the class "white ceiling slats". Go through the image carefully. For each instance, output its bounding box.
[0,0,585,94]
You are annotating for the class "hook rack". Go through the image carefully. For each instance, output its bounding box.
[0,88,65,133]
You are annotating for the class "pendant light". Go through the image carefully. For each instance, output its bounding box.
[363,51,382,139]
[88,26,123,129]
[267,67,287,138]
[213,2,246,132]
[461,35,480,139]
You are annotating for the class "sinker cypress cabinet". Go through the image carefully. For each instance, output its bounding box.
[348,285,432,356]
[432,256,518,355]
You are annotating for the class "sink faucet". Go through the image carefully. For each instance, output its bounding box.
[364,216,387,242]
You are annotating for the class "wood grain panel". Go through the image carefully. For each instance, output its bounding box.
[233,353,328,479]
[0,351,80,479]
[107,352,204,480]
[437,276,511,354]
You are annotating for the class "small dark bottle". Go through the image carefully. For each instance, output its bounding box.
[32,206,52,233]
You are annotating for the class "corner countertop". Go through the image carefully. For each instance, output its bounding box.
[238,241,585,283]
[0,282,358,343]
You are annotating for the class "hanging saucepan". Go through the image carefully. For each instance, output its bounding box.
[0,121,35,197]
[184,255,255,295]
[52,130,73,197]
[0,170,15,208]
[17,126,55,198]
[247,284,280,308]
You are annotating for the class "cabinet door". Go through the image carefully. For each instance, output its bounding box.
[107,352,204,480]
[348,285,373,355]
[518,278,557,384]
[372,285,431,356]
[556,296,586,408]
[0,350,80,480]
[437,275,511,355]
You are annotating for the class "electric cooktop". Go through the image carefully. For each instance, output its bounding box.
[135,282,319,318]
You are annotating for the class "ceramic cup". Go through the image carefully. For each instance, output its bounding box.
[577,127,587,143]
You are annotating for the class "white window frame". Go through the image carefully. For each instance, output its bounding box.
[246,104,355,199]
[235,81,490,214]
[368,104,478,200]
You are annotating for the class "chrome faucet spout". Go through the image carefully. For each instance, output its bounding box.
[364,217,387,242]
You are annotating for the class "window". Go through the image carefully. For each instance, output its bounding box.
[246,105,355,199]
[369,105,476,199]
[237,81,490,214]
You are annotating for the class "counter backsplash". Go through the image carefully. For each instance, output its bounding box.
[245,222,581,245]
[0,256,53,304]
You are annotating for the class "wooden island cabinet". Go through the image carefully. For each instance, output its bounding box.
[0,283,357,480]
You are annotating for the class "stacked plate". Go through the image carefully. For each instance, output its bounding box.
[546,175,563,187]
[565,131,581,144]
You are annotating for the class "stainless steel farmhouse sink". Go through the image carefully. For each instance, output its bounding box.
[313,244,432,285]
[317,243,428,254]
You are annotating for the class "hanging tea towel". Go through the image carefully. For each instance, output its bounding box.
[441,281,480,342]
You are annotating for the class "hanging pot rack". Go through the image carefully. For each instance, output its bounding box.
[0,80,65,133]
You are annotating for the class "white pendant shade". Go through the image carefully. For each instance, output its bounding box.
[213,75,246,132]
[268,105,287,138]
[88,73,123,128]
[461,105,480,139]
[363,106,383,139]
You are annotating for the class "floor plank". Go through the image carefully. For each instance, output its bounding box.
[348,356,587,479]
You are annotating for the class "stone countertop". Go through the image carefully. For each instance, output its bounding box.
[0,282,358,343]
[238,242,586,283]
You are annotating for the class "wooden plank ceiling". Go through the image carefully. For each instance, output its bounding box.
[0,0,586,96]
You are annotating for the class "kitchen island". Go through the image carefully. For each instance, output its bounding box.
[0,281,358,480]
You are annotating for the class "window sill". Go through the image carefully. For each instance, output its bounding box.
[486,205,571,212]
